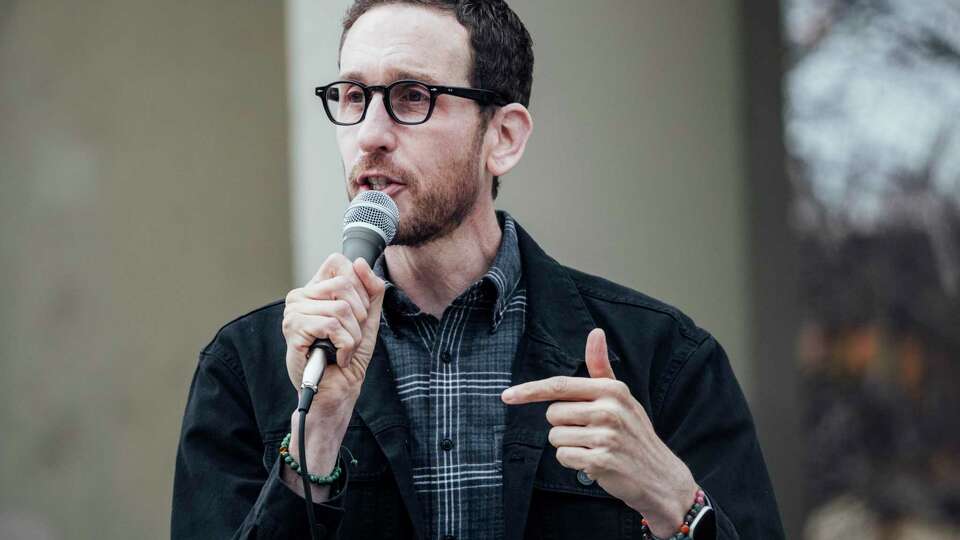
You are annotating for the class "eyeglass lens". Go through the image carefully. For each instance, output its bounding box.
[324,82,432,124]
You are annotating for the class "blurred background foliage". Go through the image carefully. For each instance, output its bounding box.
[783,1,960,537]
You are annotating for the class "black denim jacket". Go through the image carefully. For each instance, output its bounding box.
[171,223,785,539]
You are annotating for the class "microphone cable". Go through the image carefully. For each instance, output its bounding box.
[297,386,320,540]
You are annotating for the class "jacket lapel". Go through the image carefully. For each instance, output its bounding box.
[502,224,620,539]
[354,339,427,540]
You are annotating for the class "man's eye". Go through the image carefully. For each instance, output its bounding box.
[399,89,428,102]
[346,90,365,103]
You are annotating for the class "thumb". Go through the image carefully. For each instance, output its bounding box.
[338,258,386,371]
[585,328,615,380]
[355,257,386,334]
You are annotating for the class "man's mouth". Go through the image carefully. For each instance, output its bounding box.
[357,173,406,196]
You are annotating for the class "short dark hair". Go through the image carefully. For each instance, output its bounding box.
[340,0,534,199]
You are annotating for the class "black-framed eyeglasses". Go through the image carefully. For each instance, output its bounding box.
[314,79,510,126]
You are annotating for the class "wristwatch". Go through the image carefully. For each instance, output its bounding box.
[687,493,716,539]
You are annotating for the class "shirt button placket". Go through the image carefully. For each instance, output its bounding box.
[440,350,452,364]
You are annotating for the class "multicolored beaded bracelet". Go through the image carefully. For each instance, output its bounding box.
[640,489,707,540]
[279,432,342,486]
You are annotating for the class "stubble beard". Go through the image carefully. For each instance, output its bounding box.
[393,140,482,247]
[349,128,485,247]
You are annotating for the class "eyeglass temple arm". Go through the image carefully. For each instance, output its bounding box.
[432,85,510,106]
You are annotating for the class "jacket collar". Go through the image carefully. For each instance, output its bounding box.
[516,221,604,366]
[354,219,616,539]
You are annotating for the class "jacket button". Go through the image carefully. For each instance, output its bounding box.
[440,351,452,363]
[440,438,455,451]
[576,470,595,486]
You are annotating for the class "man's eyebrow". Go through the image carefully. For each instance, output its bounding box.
[338,70,443,85]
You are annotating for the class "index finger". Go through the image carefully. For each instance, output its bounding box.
[311,253,352,284]
[311,253,371,308]
[501,376,612,405]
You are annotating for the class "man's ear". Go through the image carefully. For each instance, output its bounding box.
[485,104,533,177]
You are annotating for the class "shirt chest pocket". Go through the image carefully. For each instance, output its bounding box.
[526,445,643,540]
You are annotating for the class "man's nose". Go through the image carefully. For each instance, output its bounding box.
[356,93,398,154]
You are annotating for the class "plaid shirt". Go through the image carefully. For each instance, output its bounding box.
[373,212,525,540]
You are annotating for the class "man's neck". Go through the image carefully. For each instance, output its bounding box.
[384,202,502,319]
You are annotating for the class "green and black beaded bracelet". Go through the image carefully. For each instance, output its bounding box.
[278,433,342,486]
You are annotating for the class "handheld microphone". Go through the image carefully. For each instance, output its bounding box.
[298,190,399,409]
[294,191,398,539]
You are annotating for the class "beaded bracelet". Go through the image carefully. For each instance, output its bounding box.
[640,489,707,540]
[279,433,342,486]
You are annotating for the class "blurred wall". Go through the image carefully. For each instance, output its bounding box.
[288,0,751,389]
[0,2,289,539]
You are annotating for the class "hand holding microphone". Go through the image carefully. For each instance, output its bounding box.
[279,192,398,502]
[282,254,384,404]
[282,191,398,406]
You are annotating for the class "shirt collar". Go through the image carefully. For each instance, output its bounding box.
[372,210,523,332]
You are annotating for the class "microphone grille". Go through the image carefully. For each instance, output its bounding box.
[343,190,400,243]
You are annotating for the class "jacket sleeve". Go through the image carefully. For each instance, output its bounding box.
[171,347,346,539]
[652,336,784,540]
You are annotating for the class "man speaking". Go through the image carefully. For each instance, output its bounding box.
[172,1,784,538]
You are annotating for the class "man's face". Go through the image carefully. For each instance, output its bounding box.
[337,5,488,246]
